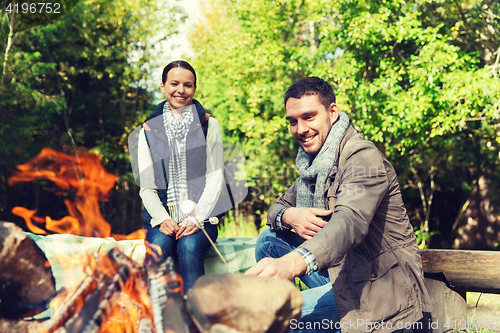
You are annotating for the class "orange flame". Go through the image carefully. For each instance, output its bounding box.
[100,269,153,333]
[94,250,153,333]
[8,148,115,237]
[11,207,48,235]
[45,250,153,333]
[8,147,144,239]
[144,240,163,263]
[8,148,154,332]
[112,229,146,241]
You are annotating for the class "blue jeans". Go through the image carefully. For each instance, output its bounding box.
[144,223,218,292]
[255,228,340,333]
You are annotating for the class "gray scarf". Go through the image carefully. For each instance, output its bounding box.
[162,102,194,223]
[296,112,350,209]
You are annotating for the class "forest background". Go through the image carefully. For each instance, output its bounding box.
[1,0,499,250]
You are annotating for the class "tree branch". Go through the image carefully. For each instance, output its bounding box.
[2,0,17,83]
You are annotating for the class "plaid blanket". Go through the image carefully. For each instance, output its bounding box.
[26,233,257,292]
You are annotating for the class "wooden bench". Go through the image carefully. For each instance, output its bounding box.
[419,250,500,333]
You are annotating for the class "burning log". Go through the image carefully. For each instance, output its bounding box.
[45,274,99,331]
[42,248,203,333]
[42,247,150,333]
[0,237,189,333]
[137,316,154,333]
[0,222,56,319]
[1,225,302,333]
[64,253,138,333]
[0,318,46,333]
[147,257,194,333]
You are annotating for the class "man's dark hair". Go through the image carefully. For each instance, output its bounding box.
[284,77,336,109]
[162,60,197,87]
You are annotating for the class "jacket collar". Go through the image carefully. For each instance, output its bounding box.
[328,125,359,180]
[144,99,206,141]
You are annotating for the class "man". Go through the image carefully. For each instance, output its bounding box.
[245,77,431,333]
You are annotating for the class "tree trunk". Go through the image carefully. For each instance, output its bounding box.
[2,0,17,83]
[452,172,500,249]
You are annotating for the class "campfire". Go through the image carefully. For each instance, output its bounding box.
[38,247,154,333]
[2,148,158,332]
[1,148,302,333]
[0,221,193,333]
[8,147,144,239]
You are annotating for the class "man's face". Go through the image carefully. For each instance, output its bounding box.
[285,94,339,155]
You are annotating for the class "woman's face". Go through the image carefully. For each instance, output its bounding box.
[160,67,196,111]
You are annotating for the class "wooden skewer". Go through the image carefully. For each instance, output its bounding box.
[181,200,234,275]
[199,227,234,275]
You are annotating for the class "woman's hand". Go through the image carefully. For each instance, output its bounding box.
[159,218,179,236]
[175,219,200,240]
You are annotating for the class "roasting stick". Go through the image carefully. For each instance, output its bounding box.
[181,200,234,274]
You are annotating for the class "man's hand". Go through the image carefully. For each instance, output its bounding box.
[244,251,307,281]
[175,218,200,240]
[159,218,179,236]
[282,207,331,239]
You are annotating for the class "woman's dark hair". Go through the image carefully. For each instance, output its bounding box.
[161,60,197,87]
[284,77,336,109]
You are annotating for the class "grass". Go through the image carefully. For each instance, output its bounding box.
[217,210,260,238]
[468,292,500,308]
[295,278,309,291]
[466,292,500,333]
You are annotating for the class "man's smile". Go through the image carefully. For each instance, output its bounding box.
[300,134,317,145]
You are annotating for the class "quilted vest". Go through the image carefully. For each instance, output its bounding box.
[142,99,210,224]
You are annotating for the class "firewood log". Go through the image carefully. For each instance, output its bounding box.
[0,318,45,333]
[45,248,143,333]
[0,222,56,319]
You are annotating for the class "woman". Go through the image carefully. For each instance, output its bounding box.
[137,60,224,291]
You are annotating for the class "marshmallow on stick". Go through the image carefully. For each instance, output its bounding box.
[181,200,198,218]
[180,200,231,273]
[181,200,219,225]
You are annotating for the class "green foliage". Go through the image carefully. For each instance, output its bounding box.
[3,0,500,247]
[218,210,259,238]
[311,0,500,244]
[295,277,309,292]
[413,226,440,249]
[189,0,321,217]
[1,0,81,32]
[0,0,185,233]
[190,0,500,247]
